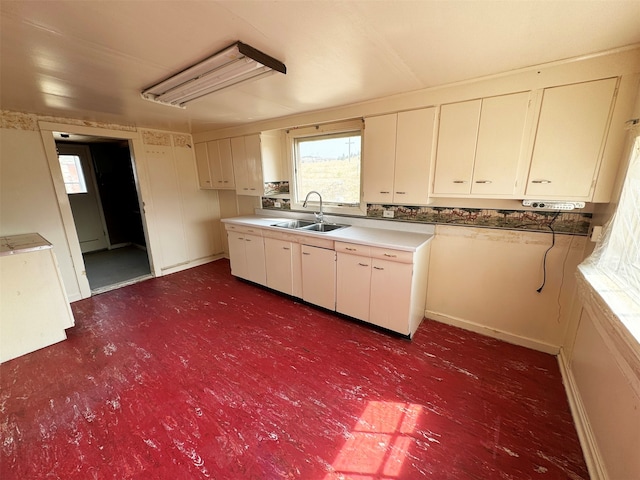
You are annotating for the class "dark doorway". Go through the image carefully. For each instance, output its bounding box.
[56,137,152,292]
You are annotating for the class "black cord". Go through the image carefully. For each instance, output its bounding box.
[536,211,561,293]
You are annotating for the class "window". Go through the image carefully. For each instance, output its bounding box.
[589,135,640,294]
[581,134,640,340]
[289,120,364,215]
[58,154,88,194]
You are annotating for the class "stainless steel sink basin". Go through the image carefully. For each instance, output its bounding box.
[272,220,316,229]
[299,223,348,233]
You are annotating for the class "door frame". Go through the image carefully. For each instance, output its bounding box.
[39,122,157,299]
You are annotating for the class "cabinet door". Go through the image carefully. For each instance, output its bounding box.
[472,92,530,195]
[301,245,336,310]
[231,136,250,193]
[206,140,225,189]
[218,138,235,189]
[394,108,435,204]
[194,142,212,189]
[227,231,248,279]
[265,237,294,295]
[244,134,264,196]
[370,259,412,335]
[243,233,266,285]
[336,252,371,321]
[363,114,397,203]
[433,100,481,195]
[526,78,617,198]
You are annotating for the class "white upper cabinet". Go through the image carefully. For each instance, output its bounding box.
[525,78,618,199]
[194,139,235,190]
[433,92,531,197]
[231,135,259,195]
[364,108,435,205]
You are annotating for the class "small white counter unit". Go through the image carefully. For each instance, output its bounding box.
[1,234,75,363]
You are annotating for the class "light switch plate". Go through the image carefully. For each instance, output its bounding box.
[383,210,394,218]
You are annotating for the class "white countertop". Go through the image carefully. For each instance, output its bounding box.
[222,215,433,251]
[0,233,52,257]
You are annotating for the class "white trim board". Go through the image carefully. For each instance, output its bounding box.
[425,310,560,355]
[557,348,608,480]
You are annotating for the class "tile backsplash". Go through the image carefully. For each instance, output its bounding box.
[260,198,591,235]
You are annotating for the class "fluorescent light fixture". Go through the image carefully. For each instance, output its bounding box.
[141,41,286,108]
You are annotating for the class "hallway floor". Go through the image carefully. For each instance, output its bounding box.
[83,245,151,291]
[0,260,588,479]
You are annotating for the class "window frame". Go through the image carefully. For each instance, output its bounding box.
[287,119,366,217]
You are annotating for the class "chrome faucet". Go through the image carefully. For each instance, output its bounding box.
[303,190,323,224]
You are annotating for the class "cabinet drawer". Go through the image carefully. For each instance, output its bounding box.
[370,246,413,264]
[225,224,263,236]
[301,237,334,250]
[262,229,300,242]
[335,242,371,257]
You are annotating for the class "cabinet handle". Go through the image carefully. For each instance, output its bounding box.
[452,180,467,184]
[303,252,311,256]
[238,237,244,240]
[243,188,249,190]
[380,191,390,194]
[395,191,406,194]
[345,247,357,251]
[223,181,229,183]
[282,247,290,250]
[383,253,397,258]
[247,229,254,232]
[374,266,384,270]
[245,239,251,242]
[205,180,211,184]
[474,180,492,184]
[531,180,552,184]
[250,188,256,190]
[358,263,369,267]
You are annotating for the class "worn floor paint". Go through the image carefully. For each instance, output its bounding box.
[0,259,588,479]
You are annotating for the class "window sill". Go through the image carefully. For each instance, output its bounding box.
[576,265,640,395]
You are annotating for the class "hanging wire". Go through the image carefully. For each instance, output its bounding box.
[536,211,561,293]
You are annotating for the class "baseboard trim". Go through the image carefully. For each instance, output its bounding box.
[557,348,608,480]
[425,310,560,354]
[159,254,225,276]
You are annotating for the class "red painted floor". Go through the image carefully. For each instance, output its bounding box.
[1,259,588,479]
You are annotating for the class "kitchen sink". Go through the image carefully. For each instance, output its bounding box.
[272,220,316,229]
[271,220,349,233]
[299,223,348,233]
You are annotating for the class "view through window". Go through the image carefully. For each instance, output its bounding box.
[293,131,361,206]
[58,154,88,194]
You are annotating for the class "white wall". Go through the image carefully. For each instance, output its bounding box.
[426,225,586,353]
[0,127,82,300]
[0,119,226,301]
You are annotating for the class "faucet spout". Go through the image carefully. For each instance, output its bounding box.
[303,190,323,224]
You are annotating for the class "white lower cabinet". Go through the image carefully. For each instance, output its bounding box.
[369,259,413,334]
[301,244,336,310]
[224,222,431,337]
[336,252,372,321]
[335,241,430,337]
[264,237,296,296]
[227,228,266,285]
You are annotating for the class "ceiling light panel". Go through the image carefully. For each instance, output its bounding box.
[141,41,286,108]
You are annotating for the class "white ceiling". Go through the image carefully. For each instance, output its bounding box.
[2,1,640,134]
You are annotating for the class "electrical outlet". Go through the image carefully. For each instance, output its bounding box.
[274,201,282,208]
[383,210,394,218]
